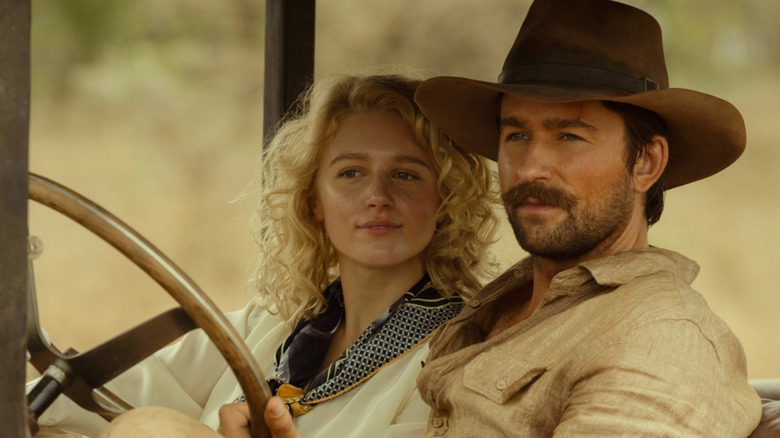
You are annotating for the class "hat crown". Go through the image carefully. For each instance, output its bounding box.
[501,0,669,94]
[414,0,746,190]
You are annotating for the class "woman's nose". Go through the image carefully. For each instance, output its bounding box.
[365,177,393,208]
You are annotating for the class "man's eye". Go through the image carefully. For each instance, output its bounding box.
[561,133,583,141]
[505,132,526,142]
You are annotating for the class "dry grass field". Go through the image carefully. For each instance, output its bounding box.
[25,0,779,384]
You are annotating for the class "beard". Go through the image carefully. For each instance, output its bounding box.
[502,177,634,261]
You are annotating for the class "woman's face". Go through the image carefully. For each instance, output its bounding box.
[312,111,439,277]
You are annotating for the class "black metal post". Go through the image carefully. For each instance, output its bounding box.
[0,0,32,436]
[262,0,316,143]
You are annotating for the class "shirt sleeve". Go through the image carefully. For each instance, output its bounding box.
[554,318,761,437]
[31,303,263,436]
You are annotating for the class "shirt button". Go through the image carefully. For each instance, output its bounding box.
[496,379,507,390]
[468,299,480,308]
[433,417,444,428]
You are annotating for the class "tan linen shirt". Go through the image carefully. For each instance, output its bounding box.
[418,247,761,437]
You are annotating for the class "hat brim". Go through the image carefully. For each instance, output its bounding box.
[415,76,746,189]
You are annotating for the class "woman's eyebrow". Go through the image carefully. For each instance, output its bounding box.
[395,155,433,170]
[328,152,367,166]
[329,153,431,170]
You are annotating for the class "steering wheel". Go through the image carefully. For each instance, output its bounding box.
[25,173,271,438]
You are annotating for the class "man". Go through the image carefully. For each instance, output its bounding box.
[259,0,761,436]
[409,0,761,435]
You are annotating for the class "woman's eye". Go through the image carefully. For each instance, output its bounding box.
[340,169,360,178]
[394,172,416,181]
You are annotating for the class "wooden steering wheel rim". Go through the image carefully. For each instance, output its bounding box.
[28,173,271,438]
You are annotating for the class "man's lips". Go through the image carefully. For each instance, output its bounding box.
[520,197,552,207]
[502,183,575,212]
[517,198,559,213]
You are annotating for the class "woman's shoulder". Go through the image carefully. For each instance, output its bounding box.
[222,302,285,334]
[237,303,293,352]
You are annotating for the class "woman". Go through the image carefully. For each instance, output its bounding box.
[34,73,499,438]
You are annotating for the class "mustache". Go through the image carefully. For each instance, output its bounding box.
[501,182,575,210]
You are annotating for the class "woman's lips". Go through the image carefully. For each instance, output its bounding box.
[359,220,400,234]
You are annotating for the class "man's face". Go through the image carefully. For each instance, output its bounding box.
[497,95,637,261]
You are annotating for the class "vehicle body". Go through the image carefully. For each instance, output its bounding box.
[2,1,779,436]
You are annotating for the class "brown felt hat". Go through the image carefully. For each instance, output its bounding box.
[415,0,745,189]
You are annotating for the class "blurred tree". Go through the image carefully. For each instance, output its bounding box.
[31,0,123,97]
[642,0,777,87]
[31,0,263,99]
[31,0,780,98]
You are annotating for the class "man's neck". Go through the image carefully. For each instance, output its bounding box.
[484,258,586,341]
[529,214,651,295]
[486,223,651,341]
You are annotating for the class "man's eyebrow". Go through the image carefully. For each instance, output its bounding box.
[498,117,525,130]
[544,118,597,131]
[497,117,597,131]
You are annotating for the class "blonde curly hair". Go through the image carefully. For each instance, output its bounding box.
[246,73,500,324]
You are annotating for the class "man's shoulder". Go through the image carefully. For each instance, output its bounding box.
[587,259,739,350]
[582,247,700,288]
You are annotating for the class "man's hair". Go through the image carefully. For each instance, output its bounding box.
[602,101,669,226]
[242,74,501,324]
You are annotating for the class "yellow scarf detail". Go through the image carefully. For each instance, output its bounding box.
[277,383,312,417]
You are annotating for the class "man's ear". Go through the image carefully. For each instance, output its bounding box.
[633,135,669,194]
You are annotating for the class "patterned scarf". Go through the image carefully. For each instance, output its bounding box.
[237,275,463,416]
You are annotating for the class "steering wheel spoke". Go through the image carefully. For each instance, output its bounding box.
[72,308,198,387]
[26,173,271,437]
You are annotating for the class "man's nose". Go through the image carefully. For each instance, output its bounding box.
[503,140,554,184]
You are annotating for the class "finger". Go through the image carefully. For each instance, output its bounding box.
[218,402,253,438]
[264,396,302,438]
[27,412,39,436]
[102,406,217,437]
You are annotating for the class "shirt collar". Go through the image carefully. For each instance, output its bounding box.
[506,246,699,301]
[580,246,699,287]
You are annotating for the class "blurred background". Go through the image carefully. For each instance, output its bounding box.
[25,0,779,379]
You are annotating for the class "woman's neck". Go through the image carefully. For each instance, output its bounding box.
[338,263,424,338]
[315,263,425,375]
